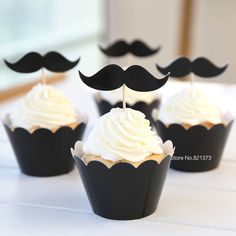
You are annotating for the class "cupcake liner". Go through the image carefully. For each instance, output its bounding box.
[72,142,172,220]
[73,156,170,220]
[95,97,160,124]
[3,119,86,177]
[153,120,233,172]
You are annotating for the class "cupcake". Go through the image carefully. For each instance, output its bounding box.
[72,107,173,220]
[3,83,86,176]
[95,87,160,124]
[153,88,233,172]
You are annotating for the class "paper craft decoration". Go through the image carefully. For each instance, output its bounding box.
[79,64,169,92]
[99,39,160,57]
[156,57,228,78]
[4,51,80,73]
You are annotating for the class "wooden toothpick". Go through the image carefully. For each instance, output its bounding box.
[41,68,46,84]
[190,72,194,89]
[122,84,126,110]
[127,53,133,66]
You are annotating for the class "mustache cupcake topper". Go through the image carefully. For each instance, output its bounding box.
[99,39,161,57]
[4,51,80,84]
[156,56,229,87]
[79,64,169,91]
[79,64,169,110]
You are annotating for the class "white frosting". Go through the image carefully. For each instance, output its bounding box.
[98,87,158,105]
[83,108,164,162]
[158,88,222,125]
[9,83,77,130]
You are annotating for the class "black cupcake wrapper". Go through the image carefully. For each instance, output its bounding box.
[95,97,160,124]
[153,120,233,172]
[4,122,86,177]
[73,155,171,220]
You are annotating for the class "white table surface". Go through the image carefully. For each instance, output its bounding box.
[0,78,236,236]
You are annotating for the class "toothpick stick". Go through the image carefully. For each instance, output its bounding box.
[127,53,133,66]
[190,72,194,89]
[41,68,46,84]
[122,84,126,110]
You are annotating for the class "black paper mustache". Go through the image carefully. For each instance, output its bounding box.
[99,40,160,57]
[4,51,80,73]
[79,64,169,92]
[156,57,228,78]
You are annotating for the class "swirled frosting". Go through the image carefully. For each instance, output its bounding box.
[9,83,77,130]
[158,88,222,125]
[98,87,158,105]
[83,108,164,162]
